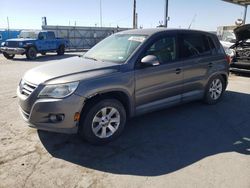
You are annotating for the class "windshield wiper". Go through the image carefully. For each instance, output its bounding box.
[84,56,105,62]
[84,56,99,61]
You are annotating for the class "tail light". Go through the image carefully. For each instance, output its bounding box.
[225,55,231,64]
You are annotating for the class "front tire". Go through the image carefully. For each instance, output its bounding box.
[26,47,37,60]
[3,52,15,59]
[204,75,226,105]
[78,99,126,145]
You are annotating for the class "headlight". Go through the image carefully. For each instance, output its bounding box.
[38,82,79,98]
[1,42,5,46]
[225,48,235,57]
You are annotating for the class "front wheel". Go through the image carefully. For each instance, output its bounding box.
[78,99,127,145]
[3,52,15,59]
[26,47,37,60]
[204,75,226,105]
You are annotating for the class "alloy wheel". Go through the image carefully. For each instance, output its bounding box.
[92,107,120,138]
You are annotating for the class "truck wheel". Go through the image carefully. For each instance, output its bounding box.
[204,75,226,105]
[3,52,15,59]
[41,52,46,55]
[26,47,37,60]
[57,45,65,55]
[78,99,127,145]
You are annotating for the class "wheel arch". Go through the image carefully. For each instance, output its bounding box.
[81,90,134,119]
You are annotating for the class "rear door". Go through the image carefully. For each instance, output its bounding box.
[135,34,183,114]
[179,32,213,101]
[47,32,57,50]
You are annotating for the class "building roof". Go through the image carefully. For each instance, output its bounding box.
[222,0,250,6]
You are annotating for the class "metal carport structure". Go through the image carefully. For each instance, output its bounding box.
[222,0,250,24]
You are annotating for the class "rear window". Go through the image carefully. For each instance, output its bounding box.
[180,33,211,58]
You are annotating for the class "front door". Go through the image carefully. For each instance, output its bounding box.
[135,35,183,114]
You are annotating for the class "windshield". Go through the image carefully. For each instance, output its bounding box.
[19,31,39,39]
[84,34,147,63]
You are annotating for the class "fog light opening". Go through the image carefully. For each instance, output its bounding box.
[49,114,65,123]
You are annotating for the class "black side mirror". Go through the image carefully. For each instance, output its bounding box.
[141,55,160,67]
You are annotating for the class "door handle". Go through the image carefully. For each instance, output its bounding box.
[176,68,182,74]
[208,62,213,68]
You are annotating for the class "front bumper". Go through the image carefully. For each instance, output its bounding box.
[230,60,250,73]
[17,86,85,134]
[0,47,26,55]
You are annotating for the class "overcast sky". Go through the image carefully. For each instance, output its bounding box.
[0,0,249,31]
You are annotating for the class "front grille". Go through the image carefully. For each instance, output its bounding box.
[20,81,37,97]
[7,41,19,48]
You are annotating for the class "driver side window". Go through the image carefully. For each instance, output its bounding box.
[145,36,177,64]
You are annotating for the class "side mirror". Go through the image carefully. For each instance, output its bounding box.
[141,55,160,67]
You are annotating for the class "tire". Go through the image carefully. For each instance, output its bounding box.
[78,99,127,145]
[41,52,46,55]
[26,47,37,60]
[204,75,226,105]
[57,45,65,55]
[3,52,15,59]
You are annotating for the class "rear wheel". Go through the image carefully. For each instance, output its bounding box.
[26,47,37,60]
[78,99,126,145]
[3,52,15,59]
[57,45,65,55]
[204,75,226,104]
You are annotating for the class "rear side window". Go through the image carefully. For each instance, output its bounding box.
[47,32,55,39]
[207,36,218,54]
[180,33,211,58]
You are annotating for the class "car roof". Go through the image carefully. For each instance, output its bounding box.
[117,28,215,37]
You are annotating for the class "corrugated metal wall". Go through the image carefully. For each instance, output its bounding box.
[42,25,130,49]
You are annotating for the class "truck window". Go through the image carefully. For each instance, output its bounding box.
[144,36,176,64]
[180,33,210,59]
[38,32,47,40]
[47,32,55,39]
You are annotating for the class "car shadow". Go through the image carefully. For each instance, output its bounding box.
[38,90,250,176]
[11,53,81,62]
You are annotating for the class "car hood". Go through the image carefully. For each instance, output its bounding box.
[234,24,250,42]
[23,57,120,85]
[6,38,36,42]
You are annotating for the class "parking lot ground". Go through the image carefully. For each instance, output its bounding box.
[0,54,249,188]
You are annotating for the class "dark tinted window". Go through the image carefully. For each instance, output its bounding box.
[145,36,176,64]
[38,32,47,40]
[207,36,217,54]
[180,33,211,58]
[47,32,55,39]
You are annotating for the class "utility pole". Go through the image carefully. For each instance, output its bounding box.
[133,0,137,29]
[164,0,169,27]
[7,17,10,39]
[243,5,248,24]
[100,0,103,27]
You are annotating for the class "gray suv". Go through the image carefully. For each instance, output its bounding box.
[17,29,229,144]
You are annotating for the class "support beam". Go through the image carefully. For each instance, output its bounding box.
[133,0,137,29]
[164,0,169,27]
[243,5,248,24]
